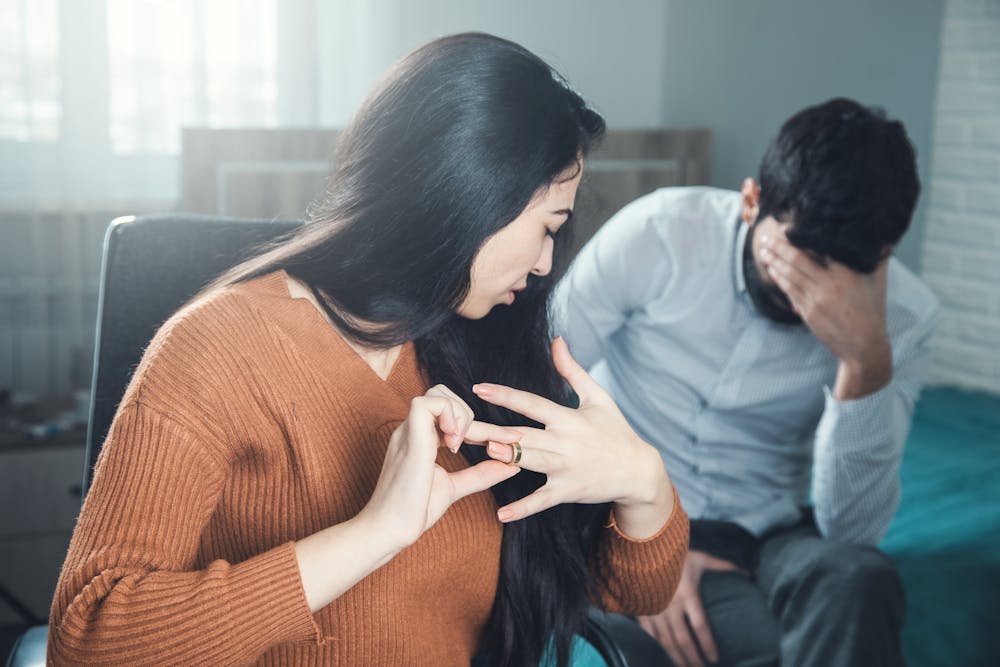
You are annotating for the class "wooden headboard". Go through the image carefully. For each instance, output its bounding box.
[181,127,711,255]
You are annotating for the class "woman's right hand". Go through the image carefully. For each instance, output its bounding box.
[295,384,521,612]
[361,383,523,550]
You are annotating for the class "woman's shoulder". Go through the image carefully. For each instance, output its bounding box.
[154,273,284,353]
[91,272,305,469]
[123,272,289,394]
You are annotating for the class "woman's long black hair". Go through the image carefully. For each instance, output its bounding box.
[207,33,609,666]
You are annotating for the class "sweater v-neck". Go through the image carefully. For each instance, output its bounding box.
[234,270,427,412]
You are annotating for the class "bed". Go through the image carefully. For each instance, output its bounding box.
[881,386,1000,667]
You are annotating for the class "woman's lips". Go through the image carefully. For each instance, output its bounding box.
[504,283,527,305]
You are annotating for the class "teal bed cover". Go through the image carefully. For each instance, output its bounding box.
[881,387,1000,667]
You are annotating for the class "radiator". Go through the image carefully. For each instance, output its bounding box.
[0,210,121,397]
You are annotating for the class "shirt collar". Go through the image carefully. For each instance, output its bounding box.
[733,218,750,294]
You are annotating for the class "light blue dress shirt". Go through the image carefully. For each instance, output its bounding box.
[554,187,939,545]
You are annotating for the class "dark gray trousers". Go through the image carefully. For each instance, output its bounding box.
[669,517,906,667]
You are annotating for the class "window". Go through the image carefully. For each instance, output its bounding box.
[108,0,278,154]
[0,0,303,205]
[0,0,60,142]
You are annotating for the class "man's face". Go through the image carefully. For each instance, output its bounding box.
[743,216,804,325]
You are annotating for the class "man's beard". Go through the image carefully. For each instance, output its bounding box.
[742,222,804,326]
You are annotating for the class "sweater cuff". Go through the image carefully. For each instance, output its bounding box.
[605,485,685,544]
[598,485,689,615]
[225,541,323,647]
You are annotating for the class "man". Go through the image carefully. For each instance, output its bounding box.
[555,98,938,666]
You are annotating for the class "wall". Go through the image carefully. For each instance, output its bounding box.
[315,0,671,127]
[659,0,945,272]
[920,0,1000,394]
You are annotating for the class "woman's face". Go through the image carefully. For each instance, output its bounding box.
[456,164,583,319]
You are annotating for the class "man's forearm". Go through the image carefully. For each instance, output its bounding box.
[811,384,907,545]
[833,336,893,401]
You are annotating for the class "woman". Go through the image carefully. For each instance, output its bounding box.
[49,33,688,666]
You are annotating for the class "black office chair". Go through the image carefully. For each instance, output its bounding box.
[6,214,299,667]
[7,214,669,667]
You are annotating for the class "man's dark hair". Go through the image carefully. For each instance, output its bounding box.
[757,97,920,272]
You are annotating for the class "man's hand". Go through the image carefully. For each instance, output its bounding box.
[760,231,892,400]
[637,550,746,667]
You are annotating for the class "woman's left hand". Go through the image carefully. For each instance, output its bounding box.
[472,337,674,537]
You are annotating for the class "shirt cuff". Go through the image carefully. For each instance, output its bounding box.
[815,383,895,454]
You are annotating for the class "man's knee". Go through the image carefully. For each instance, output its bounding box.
[792,545,904,613]
[715,626,781,667]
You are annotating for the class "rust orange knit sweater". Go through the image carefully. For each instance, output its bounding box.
[48,270,688,666]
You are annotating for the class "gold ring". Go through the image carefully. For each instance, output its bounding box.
[510,441,523,466]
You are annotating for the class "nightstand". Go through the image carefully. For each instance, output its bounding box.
[0,400,86,626]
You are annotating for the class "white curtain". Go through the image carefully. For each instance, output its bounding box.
[0,0,329,206]
[107,0,280,155]
[0,0,356,396]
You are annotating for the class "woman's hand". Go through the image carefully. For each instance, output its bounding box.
[472,337,674,538]
[361,384,522,550]
[296,384,520,613]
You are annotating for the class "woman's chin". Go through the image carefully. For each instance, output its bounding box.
[455,291,518,320]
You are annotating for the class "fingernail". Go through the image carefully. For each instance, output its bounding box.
[497,508,514,522]
[487,441,503,456]
[472,384,494,397]
[760,234,770,244]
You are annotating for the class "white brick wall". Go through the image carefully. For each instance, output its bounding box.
[920,0,1000,394]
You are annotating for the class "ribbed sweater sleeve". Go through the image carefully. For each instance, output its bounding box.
[595,486,689,615]
[48,400,319,665]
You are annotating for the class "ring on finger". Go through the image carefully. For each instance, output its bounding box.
[510,441,523,466]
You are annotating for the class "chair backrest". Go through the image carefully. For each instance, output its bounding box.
[83,214,301,496]
[584,609,671,666]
